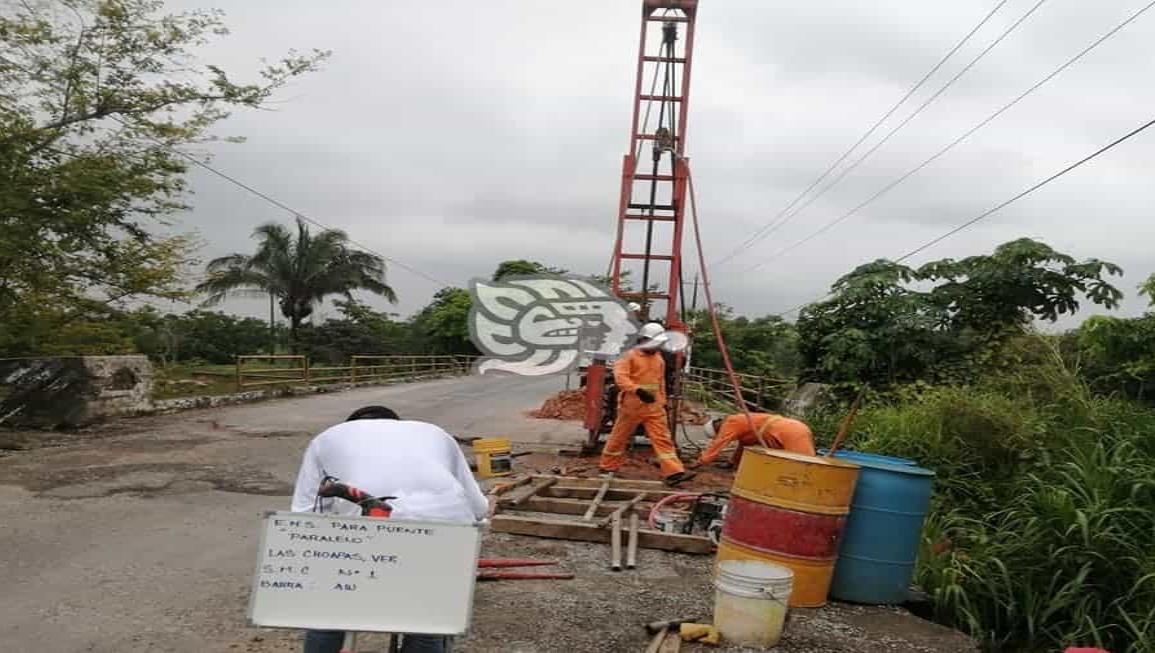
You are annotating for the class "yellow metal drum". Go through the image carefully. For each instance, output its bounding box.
[732,448,859,515]
[720,448,860,607]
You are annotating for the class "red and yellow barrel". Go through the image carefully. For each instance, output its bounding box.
[717,448,860,607]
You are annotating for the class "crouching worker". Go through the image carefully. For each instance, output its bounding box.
[290,405,492,653]
[691,412,816,470]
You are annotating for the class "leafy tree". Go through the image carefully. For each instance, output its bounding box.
[921,238,1123,331]
[1078,314,1155,400]
[0,0,327,354]
[196,218,397,351]
[799,239,1122,387]
[1139,272,1155,305]
[412,288,476,355]
[297,299,414,364]
[492,260,567,281]
[798,260,953,385]
[689,306,800,378]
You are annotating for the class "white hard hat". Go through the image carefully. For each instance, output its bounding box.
[627,302,642,312]
[637,322,668,350]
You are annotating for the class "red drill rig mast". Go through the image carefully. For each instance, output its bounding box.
[584,0,699,452]
[610,0,698,328]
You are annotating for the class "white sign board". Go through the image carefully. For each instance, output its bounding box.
[248,511,482,634]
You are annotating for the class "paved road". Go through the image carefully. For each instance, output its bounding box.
[0,374,580,653]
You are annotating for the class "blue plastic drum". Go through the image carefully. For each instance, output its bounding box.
[818,449,917,467]
[829,458,935,604]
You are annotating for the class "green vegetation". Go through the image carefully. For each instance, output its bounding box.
[197,218,397,351]
[0,0,326,357]
[793,242,1155,652]
[797,238,1122,387]
[815,339,1155,653]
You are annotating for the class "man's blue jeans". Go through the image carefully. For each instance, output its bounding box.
[304,630,449,653]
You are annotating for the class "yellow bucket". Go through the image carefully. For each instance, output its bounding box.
[473,438,513,478]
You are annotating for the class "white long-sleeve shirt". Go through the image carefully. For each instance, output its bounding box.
[290,419,488,524]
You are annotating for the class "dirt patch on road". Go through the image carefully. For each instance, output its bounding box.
[0,461,293,498]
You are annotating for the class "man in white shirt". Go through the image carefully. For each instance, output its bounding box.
[291,405,489,653]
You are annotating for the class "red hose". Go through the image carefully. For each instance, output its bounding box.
[685,161,765,448]
[648,492,700,530]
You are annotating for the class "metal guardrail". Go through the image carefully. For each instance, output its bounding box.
[681,366,794,414]
[234,354,475,392]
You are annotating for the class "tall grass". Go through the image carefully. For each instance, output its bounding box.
[824,340,1155,652]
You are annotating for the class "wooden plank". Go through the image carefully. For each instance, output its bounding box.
[513,496,648,518]
[582,480,611,521]
[489,515,714,555]
[531,475,667,490]
[487,475,532,497]
[610,512,623,571]
[543,486,681,501]
[501,478,557,507]
[627,513,639,569]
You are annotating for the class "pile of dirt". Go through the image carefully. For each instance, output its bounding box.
[529,390,586,420]
[530,390,710,426]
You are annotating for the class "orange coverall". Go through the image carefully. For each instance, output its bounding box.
[599,348,686,478]
[697,413,816,466]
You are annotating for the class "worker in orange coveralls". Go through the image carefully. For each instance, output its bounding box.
[599,322,695,487]
[691,413,816,469]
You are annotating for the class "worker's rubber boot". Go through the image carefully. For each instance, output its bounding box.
[663,471,696,487]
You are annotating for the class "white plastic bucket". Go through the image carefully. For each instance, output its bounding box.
[713,560,794,648]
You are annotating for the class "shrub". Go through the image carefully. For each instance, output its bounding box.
[835,348,1155,652]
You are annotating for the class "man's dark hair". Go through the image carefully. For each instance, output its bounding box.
[346,405,400,421]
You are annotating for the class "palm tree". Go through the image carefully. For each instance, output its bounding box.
[196,218,397,351]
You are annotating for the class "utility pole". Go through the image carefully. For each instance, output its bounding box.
[269,292,276,355]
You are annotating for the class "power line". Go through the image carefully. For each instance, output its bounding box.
[710,0,1014,267]
[4,50,454,289]
[4,83,454,289]
[895,116,1155,263]
[746,0,1155,274]
[729,0,1049,263]
[128,129,453,289]
[770,114,1155,319]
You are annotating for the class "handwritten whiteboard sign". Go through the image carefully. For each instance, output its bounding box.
[248,511,482,634]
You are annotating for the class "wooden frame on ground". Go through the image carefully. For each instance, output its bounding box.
[488,475,714,557]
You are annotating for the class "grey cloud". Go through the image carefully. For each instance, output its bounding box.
[161,0,1154,324]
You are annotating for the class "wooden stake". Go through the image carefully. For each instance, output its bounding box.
[627,513,639,569]
[611,512,623,571]
[827,384,868,457]
[598,492,648,527]
[583,479,611,521]
[657,630,682,653]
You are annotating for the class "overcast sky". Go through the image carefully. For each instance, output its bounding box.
[164,0,1155,326]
